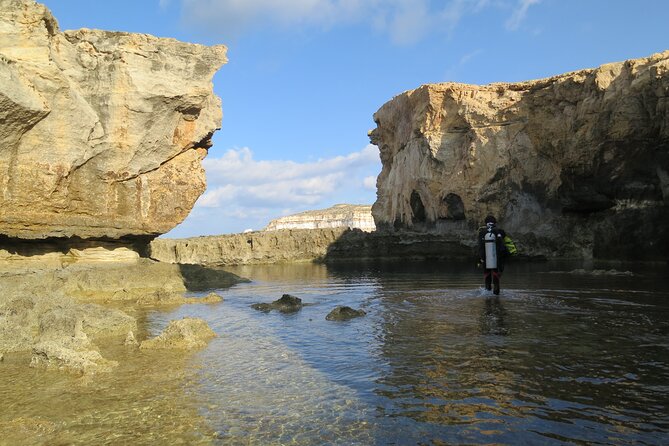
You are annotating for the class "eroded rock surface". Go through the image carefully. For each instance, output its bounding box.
[0,0,227,240]
[140,317,216,350]
[251,294,303,314]
[0,258,244,372]
[370,51,669,259]
[150,228,351,265]
[325,306,366,321]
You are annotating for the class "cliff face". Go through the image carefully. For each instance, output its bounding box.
[264,204,376,232]
[370,51,669,259]
[0,0,227,240]
[150,229,350,265]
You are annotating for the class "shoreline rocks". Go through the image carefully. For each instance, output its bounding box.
[0,258,244,372]
[140,318,217,350]
[149,228,478,266]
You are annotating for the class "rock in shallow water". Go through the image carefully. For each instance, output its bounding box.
[184,292,223,304]
[140,317,217,350]
[251,294,303,314]
[30,339,118,375]
[325,306,366,321]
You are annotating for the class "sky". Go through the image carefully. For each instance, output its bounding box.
[40,0,669,237]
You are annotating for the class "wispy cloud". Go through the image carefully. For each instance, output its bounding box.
[177,0,535,45]
[443,48,483,81]
[505,0,541,31]
[363,175,377,190]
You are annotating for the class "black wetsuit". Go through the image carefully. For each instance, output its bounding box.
[477,225,508,295]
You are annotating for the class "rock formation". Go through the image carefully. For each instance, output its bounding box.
[150,227,474,265]
[369,51,669,259]
[264,204,376,232]
[150,228,351,265]
[139,317,217,350]
[0,0,227,240]
[325,306,366,321]
[251,294,303,314]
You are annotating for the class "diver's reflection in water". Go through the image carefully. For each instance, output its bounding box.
[480,296,508,336]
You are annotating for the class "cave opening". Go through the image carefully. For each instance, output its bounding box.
[410,191,426,224]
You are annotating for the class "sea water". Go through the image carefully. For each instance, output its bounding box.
[1,260,668,445]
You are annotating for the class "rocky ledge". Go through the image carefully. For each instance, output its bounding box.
[370,51,669,260]
[0,0,233,374]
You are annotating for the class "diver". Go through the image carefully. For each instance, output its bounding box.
[477,215,515,295]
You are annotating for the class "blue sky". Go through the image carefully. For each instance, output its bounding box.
[40,0,669,236]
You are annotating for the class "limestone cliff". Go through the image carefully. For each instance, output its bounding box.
[150,229,350,265]
[370,51,669,259]
[149,228,474,266]
[0,0,227,240]
[264,204,376,232]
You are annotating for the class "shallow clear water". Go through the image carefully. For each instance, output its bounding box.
[2,260,668,445]
[153,260,669,445]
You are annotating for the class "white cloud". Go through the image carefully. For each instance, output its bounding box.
[505,0,541,31]
[177,0,533,45]
[188,144,380,232]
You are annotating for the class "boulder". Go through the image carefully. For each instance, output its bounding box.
[0,0,227,240]
[184,292,223,304]
[325,306,366,321]
[30,337,118,375]
[251,294,303,313]
[370,51,669,260]
[124,331,139,347]
[139,317,217,350]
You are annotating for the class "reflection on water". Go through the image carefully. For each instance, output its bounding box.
[2,260,669,444]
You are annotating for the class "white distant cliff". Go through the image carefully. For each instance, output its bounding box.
[264,204,376,232]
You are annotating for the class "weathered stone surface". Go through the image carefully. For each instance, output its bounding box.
[0,0,227,240]
[140,317,216,350]
[30,339,118,375]
[265,204,376,232]
[150,227,477,265]
[370,51,669,260]
[150,228,351,265]
[183,292,223,304]
[0,285,136,354]
[325,306,366,321]
[0,257,244,373]
[251,294,303,313]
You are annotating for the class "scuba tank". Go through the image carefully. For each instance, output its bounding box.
[484,230,497,269]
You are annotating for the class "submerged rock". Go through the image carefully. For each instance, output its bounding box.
[325,306,366,321]
[124,331,139,347]
[30,339,118,375]
[251,294,303,314]
[140,318,217,350]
